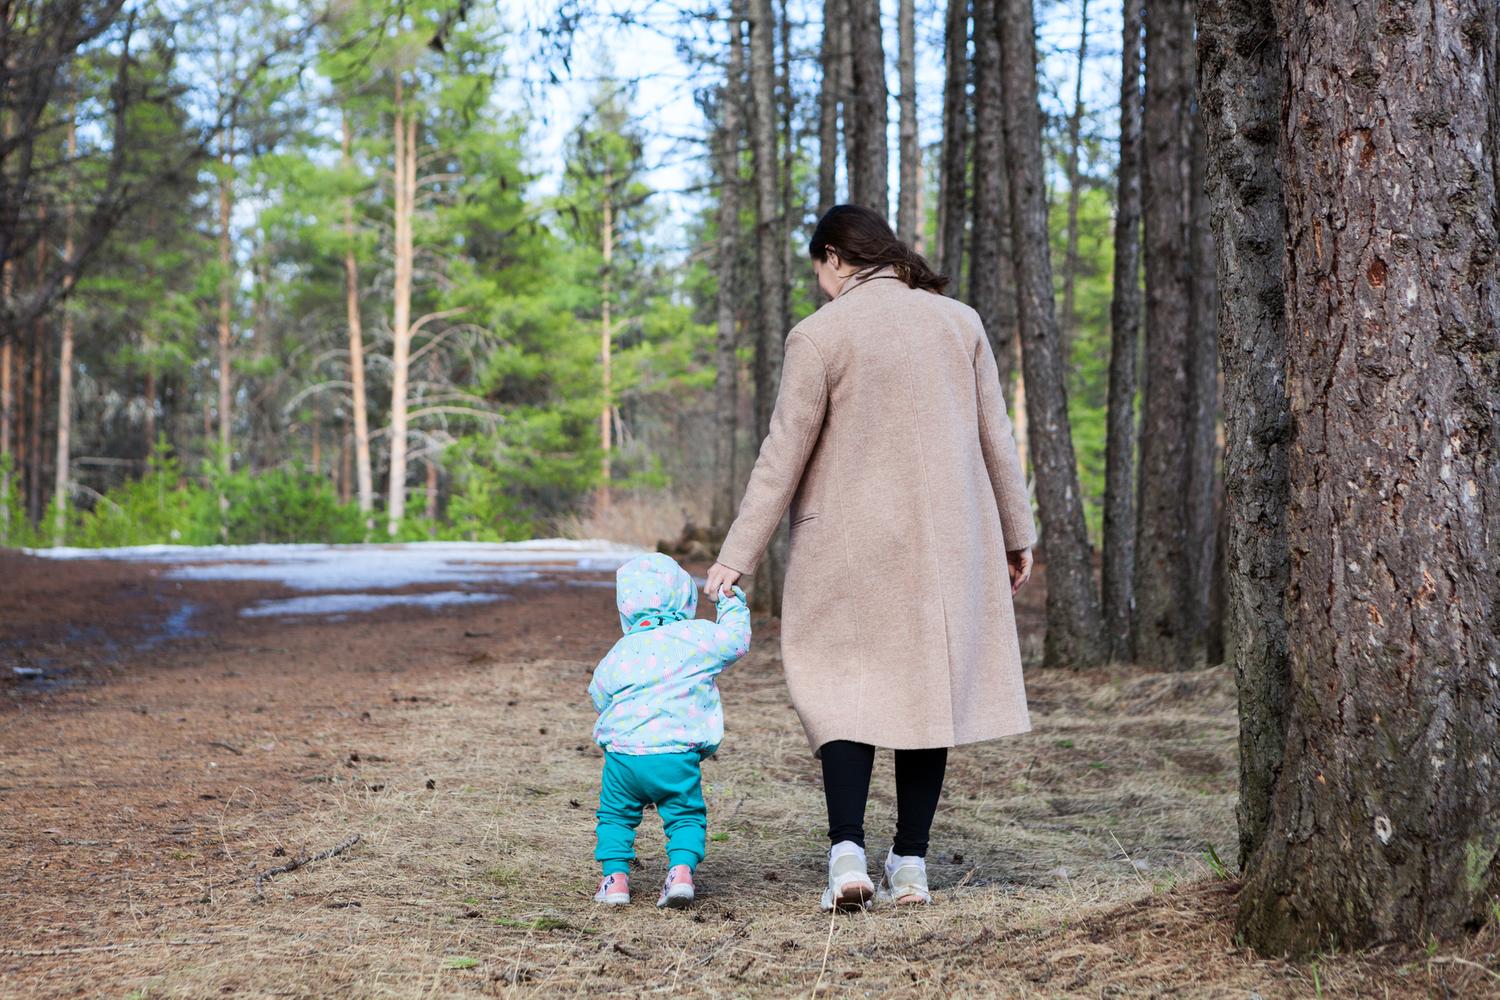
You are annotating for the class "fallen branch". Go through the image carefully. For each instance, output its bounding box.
[6,939,217,956]
[207,741,244,756]
[254,834,361,895]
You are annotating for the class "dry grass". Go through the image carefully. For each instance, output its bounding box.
[554,489,710,551]
[4,559,1498,998]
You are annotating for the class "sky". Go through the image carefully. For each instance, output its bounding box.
[508,0,1124,252]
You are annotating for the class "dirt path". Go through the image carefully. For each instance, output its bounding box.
[0,551,1491,998]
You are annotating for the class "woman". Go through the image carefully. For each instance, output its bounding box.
[703,204,1035,912]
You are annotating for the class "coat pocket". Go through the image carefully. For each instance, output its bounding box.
[790,512,819,528]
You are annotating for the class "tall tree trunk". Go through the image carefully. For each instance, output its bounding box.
[747,0,788,612]
[1133,0,1196,670]
[1235,0,1500,952]
[845,0,888,217]
[779,0,796,334]
[936,0,969,290]
[599,167,614,513]
[969,0,1014,391]
[216,138,233,472]
[895,0,918,244]
[817,0,843,219]
[386,78,416,536]
[51,117,76,545]
[997,0,1105,669]
[341,111,375,527]
[713,10,746,532]
[27,294,44,525]
[1,263,11,540]
[1184,89,1220,660]
[1198,0,1290,868]
[424,458,438,523]
[1102,0,1143,662]
[1059,0,1090,357]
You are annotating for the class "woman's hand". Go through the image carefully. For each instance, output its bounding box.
[704,562,742,601]
[1007,547,1032,596]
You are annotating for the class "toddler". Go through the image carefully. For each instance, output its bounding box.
[589,553,750,908]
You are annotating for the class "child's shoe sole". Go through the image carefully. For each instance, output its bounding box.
[657,885,695,909]
[595,893,630,905]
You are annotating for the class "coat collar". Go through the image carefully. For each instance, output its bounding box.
[834,264,901,299]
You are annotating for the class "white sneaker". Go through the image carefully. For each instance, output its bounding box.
[875,850,932,905]
[819,841,874,912]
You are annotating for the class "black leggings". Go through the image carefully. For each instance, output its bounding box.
[820,740,948,857]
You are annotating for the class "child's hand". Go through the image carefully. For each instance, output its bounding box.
[704,562,741,601]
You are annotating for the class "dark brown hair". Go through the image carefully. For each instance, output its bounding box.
[808,204,950,294]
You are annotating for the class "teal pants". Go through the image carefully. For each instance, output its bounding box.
[595,750,707,876]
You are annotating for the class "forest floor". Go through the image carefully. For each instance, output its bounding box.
[2,547,1497,999]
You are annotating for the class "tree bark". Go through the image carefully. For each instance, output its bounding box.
[779,0,796,335]
[1059,0,1090,358]
[817,0,843,220]
[1197,0,1290,870]
[997,0,1105,669]
[217,138,233,472]
[936,0,968,292]
[1133,0,1196,670]
[713,10,746,532]
[51,117,75,545]
[969,0,1014,392]
[1,263,11,539]
[1102,0,1143,662]
[386,78,416,536]
[28,287,44,525]
[341,111,375,527]
[845,0,888,218]
[1235,0,1500,952]
[747,0,788,612]
[895,0,918,244]
[1184,89,1220,660]
[599,166,614,512]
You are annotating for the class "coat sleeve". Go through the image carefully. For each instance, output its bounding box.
[711,587,751,668]
[974,327,1037,551]
[588,659,613,713]
[716,331,829,574]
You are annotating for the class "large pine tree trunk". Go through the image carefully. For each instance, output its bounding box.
[1133,0,1196,670]
[969,0,1014,392]
[1184,97,1220,660]
[936,0,968,292]
[341,111,375,527]
[845,0,888,217]
[27,302,44,525]
[386,80,416,536]
[1197,0,1290,868]
[997,0,1106,669]
[1102,0,1143,663]
[1058,0,1089,357]
[747,0,788,612]
[1235,0,1500,952]
[895,0,918,244]
[713,11,746,532]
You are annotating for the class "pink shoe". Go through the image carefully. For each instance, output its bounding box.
[656,865,695,909]
[594,872,630,906]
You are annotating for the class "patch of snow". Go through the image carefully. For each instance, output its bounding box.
[241,591,503,618]
[25,539,645,591]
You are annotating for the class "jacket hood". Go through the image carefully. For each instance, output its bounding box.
[615,553,698,634]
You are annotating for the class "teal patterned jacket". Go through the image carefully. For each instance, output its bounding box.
[589,553,750,757]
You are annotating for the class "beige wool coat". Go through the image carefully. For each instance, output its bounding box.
[717,266,1037,754]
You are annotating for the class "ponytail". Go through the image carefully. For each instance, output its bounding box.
[808,204,950,294]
